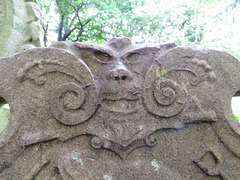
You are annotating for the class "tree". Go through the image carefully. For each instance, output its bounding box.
[39,0,140,45]
[130,1,206,45]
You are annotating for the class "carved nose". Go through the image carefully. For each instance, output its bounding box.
[107,66,132,82]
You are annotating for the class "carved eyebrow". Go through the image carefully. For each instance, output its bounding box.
[121,47,161,59]
[121,50,141,59]
[122,42,177,57]
[74,42,115,57]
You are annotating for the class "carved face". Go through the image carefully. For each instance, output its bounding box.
[48,38,190,144]
[70,38,160,114]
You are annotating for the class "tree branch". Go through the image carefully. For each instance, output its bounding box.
[62,27,77,41]
[43,23,49,46]
[83,19,92,26]
[74,28,84,42]
[58,15,64,41]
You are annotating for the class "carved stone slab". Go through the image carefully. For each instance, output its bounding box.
[0,37,240,179]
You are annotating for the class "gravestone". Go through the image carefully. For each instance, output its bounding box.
[0,37,240,179]
[0,0,43,58]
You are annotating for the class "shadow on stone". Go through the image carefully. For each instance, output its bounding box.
[0,97,10,133]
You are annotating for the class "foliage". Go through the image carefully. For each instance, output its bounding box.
[0,107,9,133]
[235,114,240,122]
[130,1,206,45]
[129,0,240,59]
[39,0,140,45]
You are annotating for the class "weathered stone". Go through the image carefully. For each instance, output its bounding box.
[0,0,43,58]
[0,37,240,179]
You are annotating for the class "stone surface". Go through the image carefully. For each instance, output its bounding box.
[0,37,240,179]
[0,0,43,58]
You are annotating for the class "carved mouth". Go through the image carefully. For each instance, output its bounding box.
[101,98,140,114]
[103,96,139,101]
[100,89,141,100]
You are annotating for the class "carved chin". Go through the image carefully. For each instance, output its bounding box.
[101,99,141,114]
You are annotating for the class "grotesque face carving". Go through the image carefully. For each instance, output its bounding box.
[68,37,170,115]
[48,37,179,146]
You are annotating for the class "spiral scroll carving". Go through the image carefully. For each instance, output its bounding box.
[143,65,186,117]
[50,81,97,125]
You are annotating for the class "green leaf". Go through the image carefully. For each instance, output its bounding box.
[234,114,240,121]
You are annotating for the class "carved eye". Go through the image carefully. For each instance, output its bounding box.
[94,51,113,63]
[125,52,142,63]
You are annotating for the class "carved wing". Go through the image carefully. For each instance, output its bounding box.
[0,48,98,175]
[143,47,240,157]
